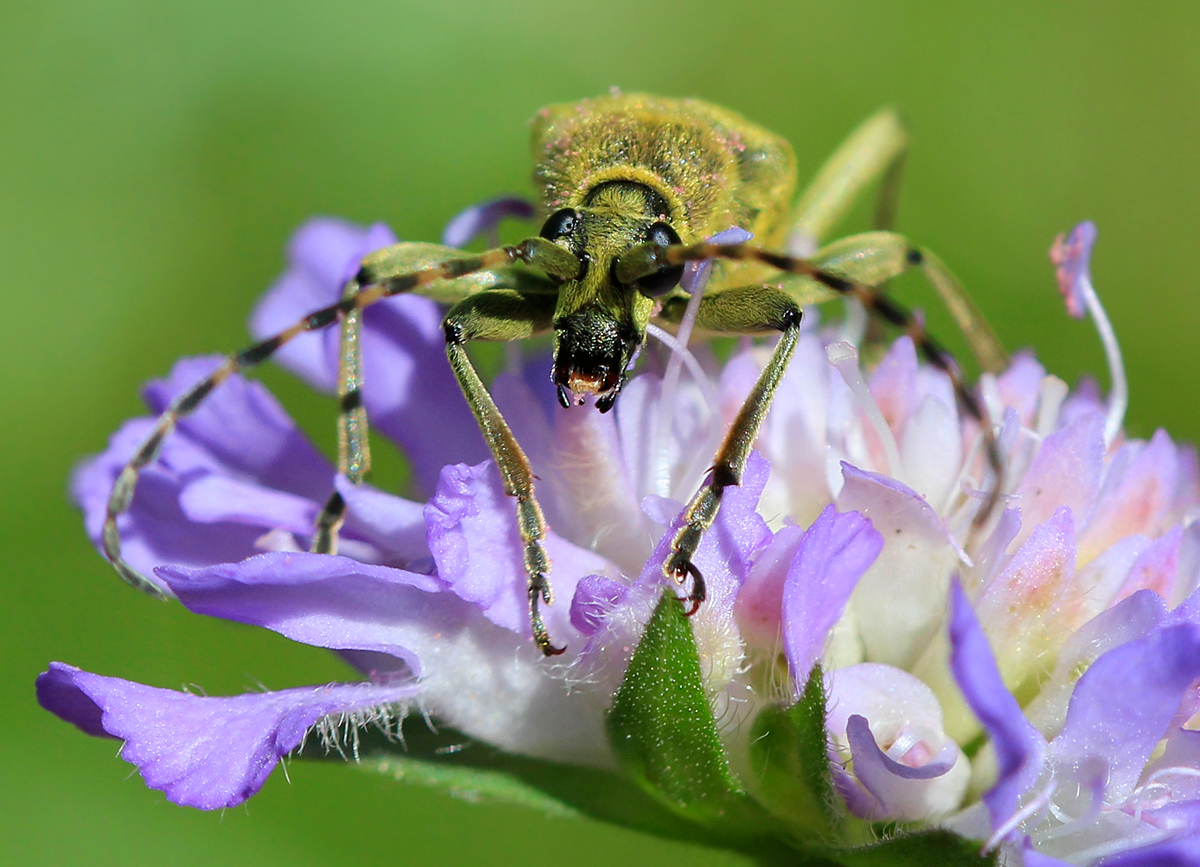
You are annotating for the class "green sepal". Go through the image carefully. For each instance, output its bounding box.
[605,592,790,845]
[606,592,743,818]
[750,663,841,838]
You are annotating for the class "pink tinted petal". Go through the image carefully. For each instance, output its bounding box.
[995,352,1047,428]
[1079,430,1179,562]
[975,507,1076,680]
[1049,220,1097,320]
[1015,413,1105,548]
[734,525,803,652]
[1024,589,1168,735]
[1049,622,1200,802]
[867,336,918,435]
[1172,447,1200,523]
[1115,525,1183,603]
[948,581,1047,836]
[37,662,417,810]
[782,505,883,691]
[441,196,535,248]
[735,333,835,525]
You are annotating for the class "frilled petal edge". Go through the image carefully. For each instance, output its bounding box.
[37,662,418,809]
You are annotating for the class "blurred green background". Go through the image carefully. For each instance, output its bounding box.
[4,1,1199,864]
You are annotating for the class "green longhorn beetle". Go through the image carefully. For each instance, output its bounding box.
[102,92,1008,656]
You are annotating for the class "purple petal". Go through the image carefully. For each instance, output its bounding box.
[575,451,772,693]
[1058,375,1105,431]
[249,218,398,392]
[570,574,630,636]
[848,718,958,787]
[544,385,649,572]
[178,475,317,534]
[72,357,390,583]
[1049,622,1200,802]
[1049,220,1098,320]
[349,288,490,497]
[37,662,417,810]
[844,706,964,821]
[249,218,488,494]
[158,553,441,676]
[423,460,612,637]
[156,554,610,764]
[783,505,883,691]
[441,196,536,248]
[948,580,1047,835]
[680,226,753,294]
[825,663,967,821]
[139,357,334,500]
[334,476,429,564]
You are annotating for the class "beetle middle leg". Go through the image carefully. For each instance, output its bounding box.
[310,281,369,554]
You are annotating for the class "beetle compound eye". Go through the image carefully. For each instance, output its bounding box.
[539,208,579,241]
[634,221,684,297]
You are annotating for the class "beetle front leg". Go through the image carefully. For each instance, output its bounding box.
[442,289,561,654]
[659,286,803,610]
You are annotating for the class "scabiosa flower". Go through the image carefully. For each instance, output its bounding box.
[39,210,1200,866]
